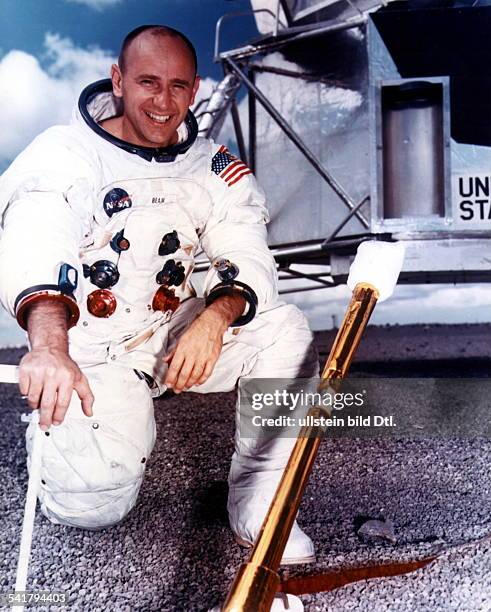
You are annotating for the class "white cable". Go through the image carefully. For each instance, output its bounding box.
[13,410,43,612]
[0,364,43,611]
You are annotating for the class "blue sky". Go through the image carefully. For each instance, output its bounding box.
[0,0,257,80]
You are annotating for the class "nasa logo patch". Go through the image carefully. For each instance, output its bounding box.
[103,188,132,217]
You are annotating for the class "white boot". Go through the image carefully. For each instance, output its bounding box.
[225,303,320,566]
[228,460,315,565]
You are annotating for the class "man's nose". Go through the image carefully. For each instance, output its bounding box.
[152,86,171,109]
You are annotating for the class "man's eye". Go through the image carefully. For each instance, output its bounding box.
[141,80,153,86]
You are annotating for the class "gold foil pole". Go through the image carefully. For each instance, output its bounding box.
[221,283,379,612]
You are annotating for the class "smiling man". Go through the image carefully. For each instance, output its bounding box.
[102,27,200,148]
[0,25,319,565]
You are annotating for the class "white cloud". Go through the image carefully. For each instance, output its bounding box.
[282,267,491,330]
[43,33,115,82]
[0,33,115,163]
[65,0,122,10]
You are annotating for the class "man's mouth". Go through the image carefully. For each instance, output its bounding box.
[145,111,171,124]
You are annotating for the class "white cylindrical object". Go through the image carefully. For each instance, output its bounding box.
[208,593,303,612]
[13,411,43,612]
[347,241,405,302]
[0,364,19,384]
[272,594,304,611]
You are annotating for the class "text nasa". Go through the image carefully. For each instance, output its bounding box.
[458,176,491,221]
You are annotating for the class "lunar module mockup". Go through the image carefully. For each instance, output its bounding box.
[197,0,491,294]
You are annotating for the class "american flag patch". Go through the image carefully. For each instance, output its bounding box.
[211,145,252,187]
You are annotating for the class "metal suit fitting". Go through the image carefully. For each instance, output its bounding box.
[87,289,117,318]
[214,259,239,282]
[110,230,130,253]
[58,263,78,294]
[152,287,180,312]
[156,259,185,287]
[83,260,120,289]
[158,230,180,256]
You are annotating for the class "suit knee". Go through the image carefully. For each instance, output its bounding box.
[38,479,143,530]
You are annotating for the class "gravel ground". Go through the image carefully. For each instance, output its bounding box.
[0,326,490,611]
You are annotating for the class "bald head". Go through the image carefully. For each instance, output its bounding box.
[118,25,198,75]
[108,24,200,149]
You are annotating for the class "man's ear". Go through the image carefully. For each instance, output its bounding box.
[190,75,201,106]
[111,64,123,98]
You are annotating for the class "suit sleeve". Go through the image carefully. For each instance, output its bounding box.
[0,126,98,327]
[200,149,278,323]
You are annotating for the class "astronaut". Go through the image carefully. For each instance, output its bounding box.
[0,25,318,564]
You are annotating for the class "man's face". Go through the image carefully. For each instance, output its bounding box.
[111,34,200,148]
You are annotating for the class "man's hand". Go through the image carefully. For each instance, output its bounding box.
[20,301,94,430]
[164,293,246,393]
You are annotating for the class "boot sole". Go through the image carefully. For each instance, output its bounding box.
[234,535,316,566]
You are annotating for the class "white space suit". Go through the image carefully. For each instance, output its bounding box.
[0,80,319,564]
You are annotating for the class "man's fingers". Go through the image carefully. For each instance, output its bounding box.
[17,352,94,425]
[74,375,94,417]
[38,378,58,430]
[165,350,185,388]
[18,369,29,396]
[26,376,43,411]
[197,361,214,385]
[52,381,73,425]
[163,347,176,363]
[185,362,206,390]
[173,358,194,393]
